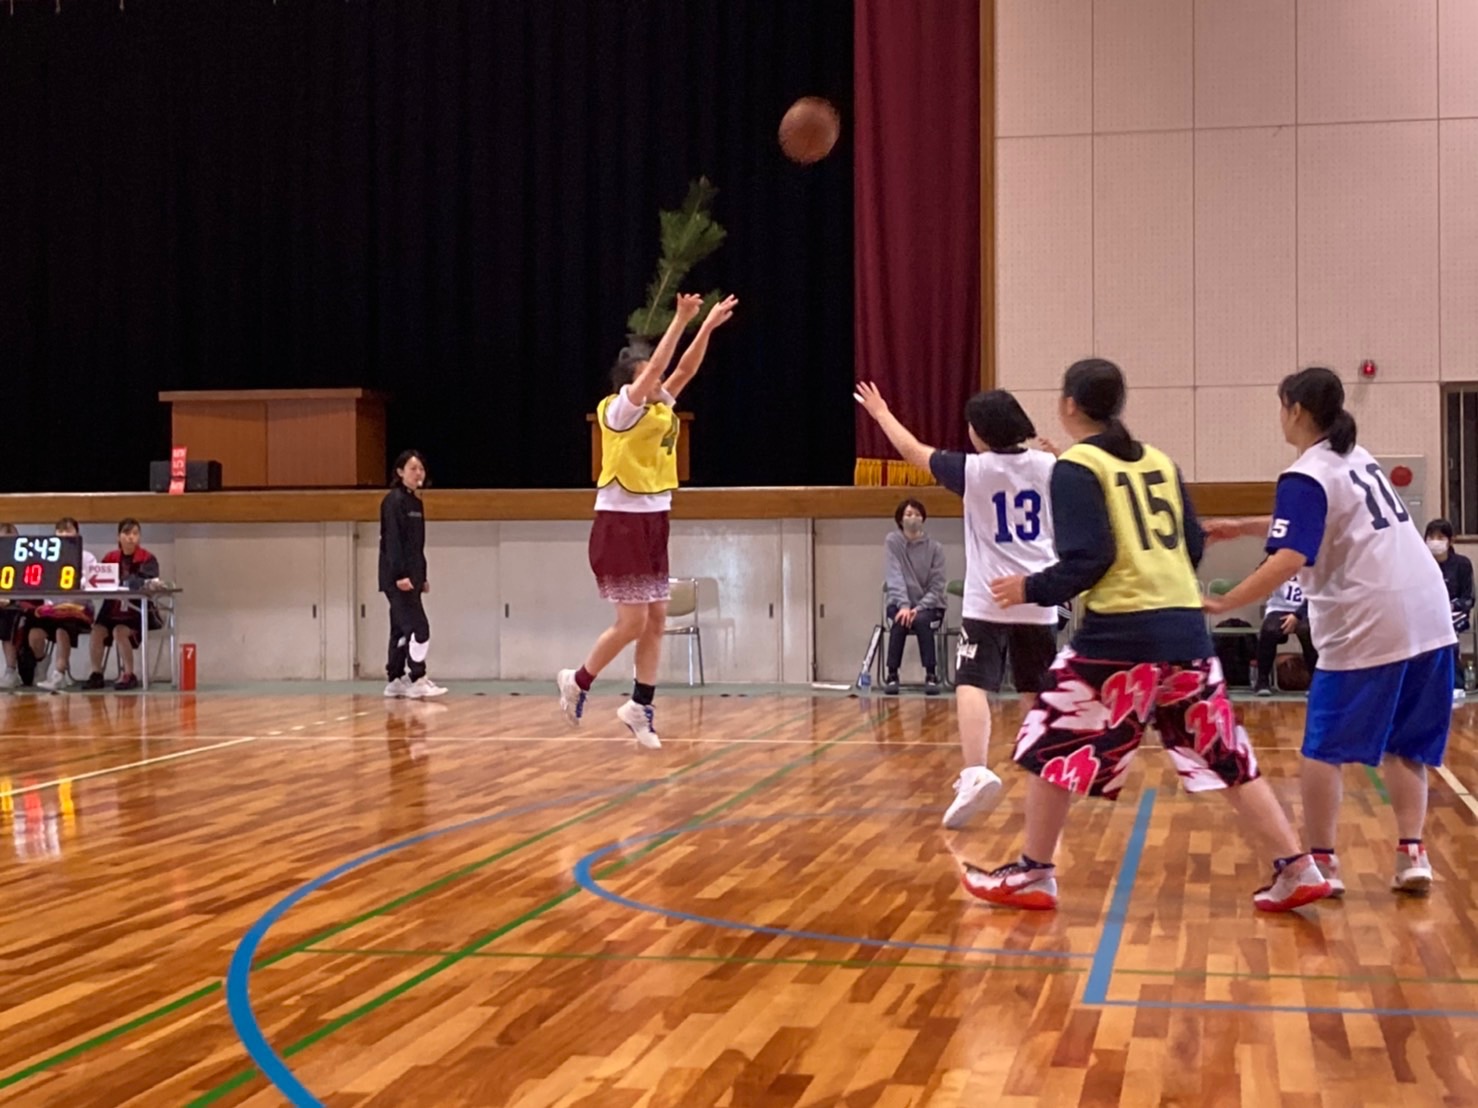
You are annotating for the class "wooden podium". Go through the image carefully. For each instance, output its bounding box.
[158,389,389,488]
[587,412,693,483]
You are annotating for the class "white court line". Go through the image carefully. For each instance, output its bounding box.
[1436,765,1478,820]
[0,736,258,800]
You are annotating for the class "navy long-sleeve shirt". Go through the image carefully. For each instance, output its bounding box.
[1023,434,1212,662]
[1440,551,1475,613]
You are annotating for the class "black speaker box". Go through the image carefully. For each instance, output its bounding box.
[149,459,223,493]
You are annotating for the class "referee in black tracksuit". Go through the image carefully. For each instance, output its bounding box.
[380,450,446,698]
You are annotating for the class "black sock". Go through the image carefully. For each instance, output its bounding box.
[1020,854,1054,871]
[1399,837,1423,847]
[1309,847,1336,857]
[1273,852,1307,872]
[633,681,656,707]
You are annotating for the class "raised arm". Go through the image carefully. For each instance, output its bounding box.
[853,382,936,472]
[665,295,738,403]
[628,294,703,407]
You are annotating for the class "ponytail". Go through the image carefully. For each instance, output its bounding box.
[1062,358,1139,452]
[1099,416,1136,455]
[1279,367,1357,455]
[1326,410,1357,454]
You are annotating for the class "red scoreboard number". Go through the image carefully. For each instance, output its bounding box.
[1,535,83,594]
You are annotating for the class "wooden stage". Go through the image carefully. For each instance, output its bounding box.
[2,689,1476,1106]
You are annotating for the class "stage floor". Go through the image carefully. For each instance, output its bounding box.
[2,688,1476,1106]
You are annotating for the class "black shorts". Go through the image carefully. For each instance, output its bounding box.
[29,618,91,649]
[955,619,1058,693]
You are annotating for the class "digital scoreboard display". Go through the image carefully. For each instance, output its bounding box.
[0,535,83,594]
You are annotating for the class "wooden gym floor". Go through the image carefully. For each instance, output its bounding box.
[3,689,1478,1107]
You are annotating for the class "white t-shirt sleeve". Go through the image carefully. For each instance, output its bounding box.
[603,386,675,432]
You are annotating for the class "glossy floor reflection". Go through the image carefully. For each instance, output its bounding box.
[1,689,1476,1106]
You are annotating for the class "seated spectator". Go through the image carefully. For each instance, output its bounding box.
[1255,573,1317,697]
[1425,518,1474,700]
[882,497,947,696]
[0,523,20,690]
[85,517,162,692]
[30,517,99,693]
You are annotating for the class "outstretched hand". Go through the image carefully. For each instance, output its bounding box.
[853,381,890,420]
[1203,518,1249,544]
[674,293,703,322]
[704,295,739,330]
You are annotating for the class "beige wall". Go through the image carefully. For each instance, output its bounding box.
[996,0,1478,517]
[11,519,957,687]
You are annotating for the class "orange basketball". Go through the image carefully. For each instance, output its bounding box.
[778,97,840,165]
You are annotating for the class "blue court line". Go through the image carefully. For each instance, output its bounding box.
[221,757,788,1108]
[1083,788,1157,1003]
[572,809,1089,961]
[1101,998,1478,1019]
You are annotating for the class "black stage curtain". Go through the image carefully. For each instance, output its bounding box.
[0,0,853,492]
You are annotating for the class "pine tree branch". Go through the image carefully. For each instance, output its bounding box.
[630,178,727,339]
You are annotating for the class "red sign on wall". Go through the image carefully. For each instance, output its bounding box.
[169,446,187,495]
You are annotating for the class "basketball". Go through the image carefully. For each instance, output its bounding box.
[779,97,840,164]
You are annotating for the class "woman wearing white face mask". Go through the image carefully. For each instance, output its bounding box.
[1425,519,1474,700]
[882,497,948,695]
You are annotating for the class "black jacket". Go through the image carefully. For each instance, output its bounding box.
[379,486,427,593]
[1440,551,1475,613]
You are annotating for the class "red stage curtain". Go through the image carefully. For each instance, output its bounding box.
[854,0,981,486]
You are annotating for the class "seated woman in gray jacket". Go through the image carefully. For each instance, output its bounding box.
[883,497,948,694]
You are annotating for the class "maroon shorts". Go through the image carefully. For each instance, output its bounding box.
[589,511,670,604]
[1012,649,1260,799]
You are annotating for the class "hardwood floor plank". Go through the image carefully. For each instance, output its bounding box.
[3,693,1478,1104]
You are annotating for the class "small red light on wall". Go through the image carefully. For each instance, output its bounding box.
[1390,465,1413,488]
[1361,359,1377,378]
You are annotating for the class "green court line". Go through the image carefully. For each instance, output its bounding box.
[1364,764,1391,804]
[0,710,818,1095]
[296,946,1076,974]
[289,946,1478,989]
[0,984,223,1092]
[188,708,895,1107]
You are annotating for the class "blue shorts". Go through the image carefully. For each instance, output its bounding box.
[1303,646,1455,767]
